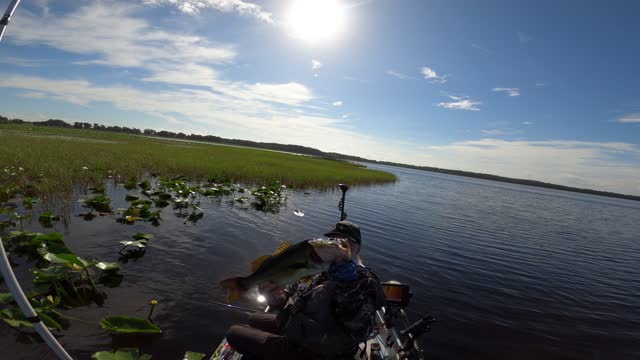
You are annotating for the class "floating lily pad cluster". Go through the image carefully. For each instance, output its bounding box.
[119,232,153,256]
[0,292,64,331]
[249,181,288,213]
[0,165,27,204]
[79,185,113,215]
[2,231,120,307]
[90,348,206,360]
[38,211,60,228]
[1,170,290,354]
[92,348,152,360]
[0,206,31,231]
[117,176,287,227]
[100,316,161,334]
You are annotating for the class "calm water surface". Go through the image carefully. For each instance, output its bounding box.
[2,164,640,359]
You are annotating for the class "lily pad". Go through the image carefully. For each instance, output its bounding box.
[138,180,152,191]
[183,352,205,360]
[99,316,161,334]
[95,262,121,272]
[42,252,94,269]
[132,233,153,241]
[92,348,152,360]
[131,199,153,207]
[119,240,148,249]
[0,308,33,329]
[0,292,14,304]
[33,265,71,282]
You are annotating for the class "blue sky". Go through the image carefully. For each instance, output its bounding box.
[0,0,639,194]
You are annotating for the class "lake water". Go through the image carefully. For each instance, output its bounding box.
[2,164,640,359]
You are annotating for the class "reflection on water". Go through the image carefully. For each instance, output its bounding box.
[2,164,640,359]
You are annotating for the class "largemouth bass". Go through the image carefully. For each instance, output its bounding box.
[220,238,351,302]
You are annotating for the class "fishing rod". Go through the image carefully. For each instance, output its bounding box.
[133,282,262,314]
[0,236,73,359]
[0,2,73,359]
[0,0,21,42]
[338,183,349,221]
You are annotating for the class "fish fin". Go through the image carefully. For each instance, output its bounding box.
[219,277,247,303]
[288,262,308,270]
[273,241,294,256]
[250,255,272,272]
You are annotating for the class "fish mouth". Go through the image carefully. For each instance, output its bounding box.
[308,238,352,262]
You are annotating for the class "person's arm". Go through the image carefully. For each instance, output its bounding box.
[259,281,298,309]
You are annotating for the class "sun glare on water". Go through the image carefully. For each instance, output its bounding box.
[286,0,347,44]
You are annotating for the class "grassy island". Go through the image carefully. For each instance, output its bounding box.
[0,123,396,198]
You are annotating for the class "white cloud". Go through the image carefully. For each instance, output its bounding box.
[386,70,413,80]
[142,0,273,23]
[420,66,447,83]
[35,0,50,16]
[8,2,310,107]
[615,114,640,123]
[0,57,46,67]
[10,2,237,69]
[332,101,343,107]
[311,60,323,70]
[421,139,640,195]
[437,95,481,111]
[493,87,520,97]
[523,121,533,125]
[480,129,521,136]
[21,91,48,99]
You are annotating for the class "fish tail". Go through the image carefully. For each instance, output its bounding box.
[219,277,247,303]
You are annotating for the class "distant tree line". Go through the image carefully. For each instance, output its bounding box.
[0,115,331,157]
[1,114,638,201]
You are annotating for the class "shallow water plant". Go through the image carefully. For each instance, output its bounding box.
[22,196,38,210]
[100,316,161,334]
[92,348,152,360]
[119,233,153,254]
[125,194,140,202]
[138,180,151,191]
[3,231,71,259]
[38,211,60,228]
[42,252,98,290]
[123,178,139,191]
[0,293,63,331]
[250,181,288,213]
[117,203,161,226]
[183,352,206,360]
[81,194,113,213]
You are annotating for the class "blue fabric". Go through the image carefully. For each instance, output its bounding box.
[328,260,358,282]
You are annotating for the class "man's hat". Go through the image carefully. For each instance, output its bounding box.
[324,221,361,245]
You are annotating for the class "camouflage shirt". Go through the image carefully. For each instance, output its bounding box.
[277,266,385,352]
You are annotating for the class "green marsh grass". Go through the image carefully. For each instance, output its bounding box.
[0,124,396,198]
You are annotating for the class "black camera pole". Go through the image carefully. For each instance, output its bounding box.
[338,184,349,221]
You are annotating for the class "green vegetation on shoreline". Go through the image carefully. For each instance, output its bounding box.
[1,117,638,202]
[0,123,396,198]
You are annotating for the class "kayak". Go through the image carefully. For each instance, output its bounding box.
[210,281,434,360]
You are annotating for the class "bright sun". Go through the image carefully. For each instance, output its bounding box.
[286,0,347,44]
